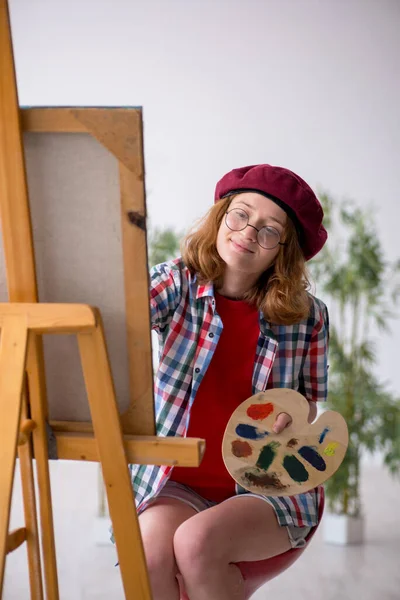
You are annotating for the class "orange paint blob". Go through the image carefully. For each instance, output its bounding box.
[247,402,274,421]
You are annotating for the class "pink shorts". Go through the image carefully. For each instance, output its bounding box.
[149,480,313,549]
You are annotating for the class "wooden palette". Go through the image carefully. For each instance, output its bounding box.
[222,388,348,497]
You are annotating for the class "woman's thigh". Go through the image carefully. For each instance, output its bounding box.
[139,497,197,573]
[174,495,292,567]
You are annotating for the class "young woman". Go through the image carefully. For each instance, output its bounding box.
[131,164,329,600]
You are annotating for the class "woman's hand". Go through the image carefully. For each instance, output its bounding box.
[272,400,317,434]
[272,412,292,434]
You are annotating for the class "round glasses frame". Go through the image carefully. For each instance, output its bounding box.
[225,208,287,250]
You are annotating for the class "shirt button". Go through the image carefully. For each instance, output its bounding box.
[209,332,214,338]
[195,367,200,374]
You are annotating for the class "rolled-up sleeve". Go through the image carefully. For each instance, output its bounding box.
[302,300,329,402]
[150,262,182,332]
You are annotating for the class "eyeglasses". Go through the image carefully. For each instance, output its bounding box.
[225,208,286,250]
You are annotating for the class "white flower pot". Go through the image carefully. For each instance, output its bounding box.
[322,512,364,545]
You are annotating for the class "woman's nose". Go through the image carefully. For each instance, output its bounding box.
[243,223,258,242]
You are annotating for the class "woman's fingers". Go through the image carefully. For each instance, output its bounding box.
[272,412,292,434]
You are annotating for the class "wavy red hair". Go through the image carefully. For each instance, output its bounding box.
[181,196,311,324]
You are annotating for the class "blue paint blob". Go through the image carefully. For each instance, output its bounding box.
[298,446,326,471]
[318,427,330,444]
[235,423,269,440]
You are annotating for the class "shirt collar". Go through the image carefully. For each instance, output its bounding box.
[196,281,214,300]
[189,271,214,301]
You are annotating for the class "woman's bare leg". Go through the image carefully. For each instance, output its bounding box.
[139,497,197,600]
[173,496,292,600]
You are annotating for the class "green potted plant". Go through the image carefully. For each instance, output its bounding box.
[309,193,400,544]
[147,224,183,268]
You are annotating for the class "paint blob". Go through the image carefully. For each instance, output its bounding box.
[286,438,298,448]
[323,442,338,456]
[282,454,309,483]
[247,402,274,421]
[256,441,280,471]
[244,470,287,491]
[231,440,253,458]
[318,427,330,444]
[298,446,326,471]
[235,423,269,440]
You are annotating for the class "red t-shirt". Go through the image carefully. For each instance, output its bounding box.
[170,292,260,502]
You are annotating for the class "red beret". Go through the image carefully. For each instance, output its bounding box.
[214,164,327,260]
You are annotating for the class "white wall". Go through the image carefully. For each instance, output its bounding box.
[9,0,400,392]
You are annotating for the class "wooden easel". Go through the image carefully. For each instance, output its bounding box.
[0,1,204,598]
[0,304,156,599]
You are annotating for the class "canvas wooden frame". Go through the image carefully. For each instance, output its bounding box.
[0,102,204,461]
[20,106,155,437]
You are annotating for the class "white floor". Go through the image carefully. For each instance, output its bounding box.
[3,459,400,600]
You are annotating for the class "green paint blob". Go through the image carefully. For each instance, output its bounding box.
[256,441,280,471]
[283,455,309,483]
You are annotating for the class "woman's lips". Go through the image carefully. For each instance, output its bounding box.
[231,239,254,253]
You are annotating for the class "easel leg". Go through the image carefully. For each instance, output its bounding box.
[0,317,28,593]
[18,389,44,599]
[78,316,153,600]
[27,335,60,600]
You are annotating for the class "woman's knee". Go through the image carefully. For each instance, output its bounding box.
[140,530,178,597]
[173,515,225,579]
[139,498,196,593]
[144,536,177,577]
[139,514,176,591]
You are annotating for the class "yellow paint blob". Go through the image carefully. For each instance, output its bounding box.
[323,442,338,456]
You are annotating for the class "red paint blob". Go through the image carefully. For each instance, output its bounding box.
[231,440,253,458]
[247,402,274,421]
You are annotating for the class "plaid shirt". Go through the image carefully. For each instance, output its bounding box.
[129,257,329,527]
